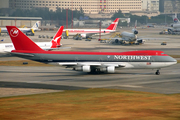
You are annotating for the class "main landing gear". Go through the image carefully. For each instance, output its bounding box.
[155,70,160,75]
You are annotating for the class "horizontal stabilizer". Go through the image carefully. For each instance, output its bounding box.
[11,52,34,57]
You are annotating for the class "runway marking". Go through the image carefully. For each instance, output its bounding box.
[136,79,180,85]
[94,85,143,88]
[26,81,41,83]
[118,85,143,88]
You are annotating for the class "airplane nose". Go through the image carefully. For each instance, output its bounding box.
[171,57,177,65]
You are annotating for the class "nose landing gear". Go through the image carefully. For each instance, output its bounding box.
[155,70,160,75]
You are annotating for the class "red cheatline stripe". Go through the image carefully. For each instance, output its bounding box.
[11,50,168,56]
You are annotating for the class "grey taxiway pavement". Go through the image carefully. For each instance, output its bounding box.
[0,27,180,96]
[0,64,180,94]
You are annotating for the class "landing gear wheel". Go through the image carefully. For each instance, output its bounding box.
[155,70,160,75]
[90,68,101,74]
[90,68,96,73]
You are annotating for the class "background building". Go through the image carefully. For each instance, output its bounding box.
[9,0,142,14]
[0,0,9,16]
[142,0,159,12]
[159,0,180,14]
[0,17,42,27]
[0,0,9,8]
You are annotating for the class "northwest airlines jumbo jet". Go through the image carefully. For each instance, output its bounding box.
[6,26,177,75]
[63,18,119,38]
[0,26,63,56]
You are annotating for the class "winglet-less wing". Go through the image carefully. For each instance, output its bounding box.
[58,62,126,68]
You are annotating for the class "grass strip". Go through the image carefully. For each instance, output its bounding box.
[0,60,52,66]
[0,88,180,120]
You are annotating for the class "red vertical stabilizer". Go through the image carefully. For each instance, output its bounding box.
[106,18,119,30]
[51,26,64,48]
[6,26,43,51]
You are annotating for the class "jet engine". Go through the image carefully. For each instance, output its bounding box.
[171,24,180,28]
[81,34,86,38]
[100,66,115,73]
[137,39,145,44]
[74,66,91,72]
[82,66,91,72]
[80,34,92,39]
[115,39,119,44]
[132,29,138,34]
[168,28,172,33]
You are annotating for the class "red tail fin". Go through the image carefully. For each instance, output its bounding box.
[51,26,64,48]
[6,26,43,51]
[106,18,119,30]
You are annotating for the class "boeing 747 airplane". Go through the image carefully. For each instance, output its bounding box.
[6,26,177,75]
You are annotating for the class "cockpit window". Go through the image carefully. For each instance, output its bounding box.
[161,53,165,55]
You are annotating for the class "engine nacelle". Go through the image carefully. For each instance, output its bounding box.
[74,66,91,72]
[115,39,119,44]
[81,34,86,39]
[82,66,91,72]
[100,66,115,73]
[74,66,82,71]
[81,34,92,39]
[168,28,172,33]
[134,30,138,34]
[137,39,145,44]
[107,66,115,73]
[132,29,138,34]
[171,24,180,28]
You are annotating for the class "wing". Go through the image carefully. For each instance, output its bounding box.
[110,37,127,41]
[58,62,126,73]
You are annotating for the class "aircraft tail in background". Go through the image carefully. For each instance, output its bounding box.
[51,26,64,48]
[6,26,43,52]
[31,21,41,29]
[135,20,137,29]
[173,13,180,23]
[106,18,120,31]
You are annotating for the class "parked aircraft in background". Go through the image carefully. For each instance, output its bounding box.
[172,13,180,23]
[6,26,177,75]
[63,18,120,39]
[0,21,41,36]
[0,26,64,56]
[110,20,145,45]
[168,13,180,32]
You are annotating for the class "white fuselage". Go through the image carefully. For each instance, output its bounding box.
[0,27,39,34]
[121,32,137,41]
[0,42,53,54]
[172,23,180,28]
[63,29,114,35]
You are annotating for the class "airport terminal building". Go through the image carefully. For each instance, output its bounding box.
[9,0,142,14]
